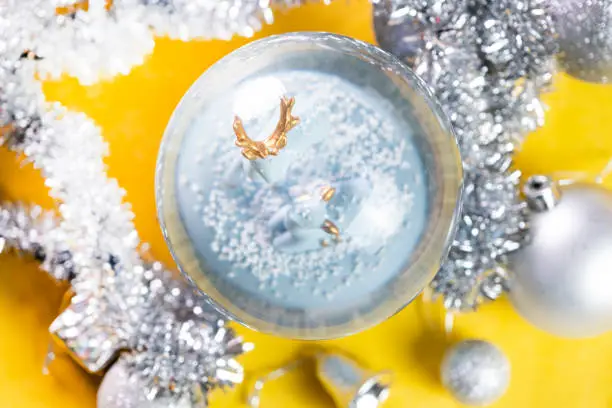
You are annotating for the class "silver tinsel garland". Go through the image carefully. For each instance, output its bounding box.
[0,1,273,403]
[374,0,558,309]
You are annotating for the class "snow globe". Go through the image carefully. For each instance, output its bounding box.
[156,32,462,339]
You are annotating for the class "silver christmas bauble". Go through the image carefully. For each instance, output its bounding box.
[508,176,612,337]
[440,340,510,406]
[549,0,612,83]
[98,360,193,408]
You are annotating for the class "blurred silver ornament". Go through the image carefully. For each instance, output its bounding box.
[247,352,392,408]
[315,353,392,408]
[98,360,197,408]
[441,340,510,406]
[52,260,252,400]
[549,0,612,83]
[508,175,612,337]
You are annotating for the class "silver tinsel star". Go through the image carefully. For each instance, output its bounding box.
[125,269,253,400]
[51,260,253,399]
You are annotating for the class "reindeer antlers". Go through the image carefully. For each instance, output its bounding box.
[233,96,300,161]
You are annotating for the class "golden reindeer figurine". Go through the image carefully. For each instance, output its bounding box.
[233,96,300,160]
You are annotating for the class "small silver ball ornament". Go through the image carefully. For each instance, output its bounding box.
[508,176,612,338]
[549,0,612,83]
[98,360,193,408]
[440,340,510,406]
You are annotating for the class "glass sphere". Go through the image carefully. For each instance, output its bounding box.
[156,32,462,339]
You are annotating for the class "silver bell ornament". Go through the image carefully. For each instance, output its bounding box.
[98,360,196,408]
[247,352,392,408]
[549,0,612,83]
[315,353,392,408]
[508,175,612,337]
[441,340,510,407]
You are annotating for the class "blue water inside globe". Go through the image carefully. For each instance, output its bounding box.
[174,52,433,322]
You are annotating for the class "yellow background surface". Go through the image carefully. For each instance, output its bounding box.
[1,2,612,407]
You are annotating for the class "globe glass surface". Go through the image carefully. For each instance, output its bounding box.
[156,32,462,339]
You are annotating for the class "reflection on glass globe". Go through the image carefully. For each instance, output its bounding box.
[156,32,462,339]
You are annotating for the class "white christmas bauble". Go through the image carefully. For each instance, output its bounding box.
[98,360,193,408]
[440,340,510,406]
[508,176,612,337]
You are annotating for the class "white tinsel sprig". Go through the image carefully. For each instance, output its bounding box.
[0,0,154,85]
[1,0,307,85]
[114,0,312,41]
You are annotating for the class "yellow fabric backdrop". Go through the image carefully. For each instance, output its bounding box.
[1,2,612,407]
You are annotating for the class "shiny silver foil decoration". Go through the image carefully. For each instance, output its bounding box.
[374,0,558,310]
[123,266,253,400]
